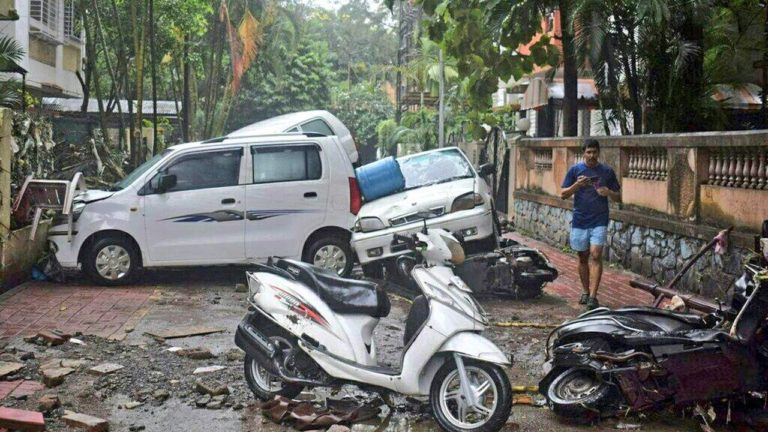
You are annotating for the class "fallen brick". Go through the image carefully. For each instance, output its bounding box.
[176,347,215,360]
[42,367,75,387]
[36,330,66,346]
[37,394,61,411]
[62,412,109,432]
[0,362,24,378]
[88,363,124,375]
[0,407,45,431]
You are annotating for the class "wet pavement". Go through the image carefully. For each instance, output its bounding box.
[0,264,711,431]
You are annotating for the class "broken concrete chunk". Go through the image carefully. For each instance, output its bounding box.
[225,349,245,362]
[88,363,124,375]
[176,347,215,360]
[38,394,61,411]
[61,359,89,369]
[0,406,46,431]
[69,338,86,345]
[153,389,170,401]
[124,401,144,410]
[195,381,230,396]
[144,325,225,340]
[62,412,109,432]
[0,361,24,378]
[235,283,248,293]
[165,347,183,353]
[39,359,62,370]
[195,395,211,407]
[192,365,225,375]
[42,367,75,387]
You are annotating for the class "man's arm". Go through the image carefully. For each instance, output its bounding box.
[597,169,622,202]
[561,175,590,199]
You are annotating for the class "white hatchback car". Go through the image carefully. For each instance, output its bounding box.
[351,147,497,276]
[49,111,361,285]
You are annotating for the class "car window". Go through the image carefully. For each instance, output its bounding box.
[251,145,321,184]
[156,149,242,192]
[399,149,474,190]
[300,119,334,136]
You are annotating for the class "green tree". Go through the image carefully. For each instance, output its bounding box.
[0,35,25,108]
[332,83,395,163]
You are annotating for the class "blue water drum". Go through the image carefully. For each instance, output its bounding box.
[355,156,406,201]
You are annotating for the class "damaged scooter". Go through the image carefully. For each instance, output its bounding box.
[235,217,513,432]
[539,256,768,423]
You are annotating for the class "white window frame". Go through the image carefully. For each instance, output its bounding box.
[30,0,62,41]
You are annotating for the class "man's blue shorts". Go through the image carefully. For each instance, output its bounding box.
[570,225,607,252]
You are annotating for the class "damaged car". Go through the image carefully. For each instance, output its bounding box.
[351,147,497,278]
[48,111,362,285]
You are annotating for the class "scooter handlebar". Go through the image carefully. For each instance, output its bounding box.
[393,233,414,245]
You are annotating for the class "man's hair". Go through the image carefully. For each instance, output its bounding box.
[582,138,600,152]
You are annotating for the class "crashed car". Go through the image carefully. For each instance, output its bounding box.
[47,111,361,285]
[351,147,497,277]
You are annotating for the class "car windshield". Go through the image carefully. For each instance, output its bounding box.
[399,149,474,190]
[110,150,172,191]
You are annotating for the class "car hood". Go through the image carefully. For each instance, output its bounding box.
[357,177,477,224]
[74,189,114,204]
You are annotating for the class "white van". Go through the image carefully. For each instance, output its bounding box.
[49,111,361,285]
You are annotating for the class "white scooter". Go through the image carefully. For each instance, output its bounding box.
[235,216,513,432]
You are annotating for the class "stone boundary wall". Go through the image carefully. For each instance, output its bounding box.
[513,199,747,296]
[509,130,768,296]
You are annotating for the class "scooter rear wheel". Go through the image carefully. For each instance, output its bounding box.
[243,327,304,401]
[430,359,512,432]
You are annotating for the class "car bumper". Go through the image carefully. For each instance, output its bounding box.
[351,207,494,265]
[48,226,81,269]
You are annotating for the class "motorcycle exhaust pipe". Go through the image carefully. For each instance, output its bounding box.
[235,320,329,387]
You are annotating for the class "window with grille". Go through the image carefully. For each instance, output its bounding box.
[64,0,79,41]
[30,0,59,36]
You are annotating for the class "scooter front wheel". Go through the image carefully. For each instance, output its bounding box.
[430,359,512,432]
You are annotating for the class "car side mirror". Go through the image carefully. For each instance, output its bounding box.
[156,174,177,193]
[478,163,495,177]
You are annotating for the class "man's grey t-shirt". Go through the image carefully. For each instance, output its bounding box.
[561,162,620,229]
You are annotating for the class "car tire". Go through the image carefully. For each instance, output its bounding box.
[84,235,141,286]
[303,235,353,277]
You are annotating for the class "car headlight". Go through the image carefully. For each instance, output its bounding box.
[451,192,484,212]
[357,217,386,233]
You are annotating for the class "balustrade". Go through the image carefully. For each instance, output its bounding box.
[707,148,767,189]
[533,148,553,171]
[627,148,667,181]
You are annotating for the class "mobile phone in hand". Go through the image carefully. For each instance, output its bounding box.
[588,176,600,185]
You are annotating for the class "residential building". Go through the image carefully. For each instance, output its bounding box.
[0,0,85,98]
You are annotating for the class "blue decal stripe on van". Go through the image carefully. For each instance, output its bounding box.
[162,210,245,223]
[246,210,319,221]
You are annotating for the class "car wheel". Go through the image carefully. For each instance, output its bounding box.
[303,235,353,277]
[84,235,141,286]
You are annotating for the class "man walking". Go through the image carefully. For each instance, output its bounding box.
[561,139,621,310]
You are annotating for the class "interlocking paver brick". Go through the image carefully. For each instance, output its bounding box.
[505,232,654,308]
[0,284,153,341]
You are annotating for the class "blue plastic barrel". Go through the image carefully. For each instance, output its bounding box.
[355,156,406,202]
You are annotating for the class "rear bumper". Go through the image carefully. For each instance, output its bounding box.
[352,207,493,265]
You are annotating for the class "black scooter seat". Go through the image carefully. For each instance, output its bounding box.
[604,307,708,327]
[275,259,391,318]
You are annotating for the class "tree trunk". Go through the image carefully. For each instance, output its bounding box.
[150,0,158,155]
[108,0,129,150]
[82,8,111,148]
[182,35,191,142]
[438,48,445,147]
[559,0,578,137]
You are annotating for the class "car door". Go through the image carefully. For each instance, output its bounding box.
[244,142,329,260]
[143,147,247,264]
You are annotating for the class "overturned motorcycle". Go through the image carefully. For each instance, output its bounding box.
[390,234,558,299]
[538,259,768,423]
[235,225,513,432]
